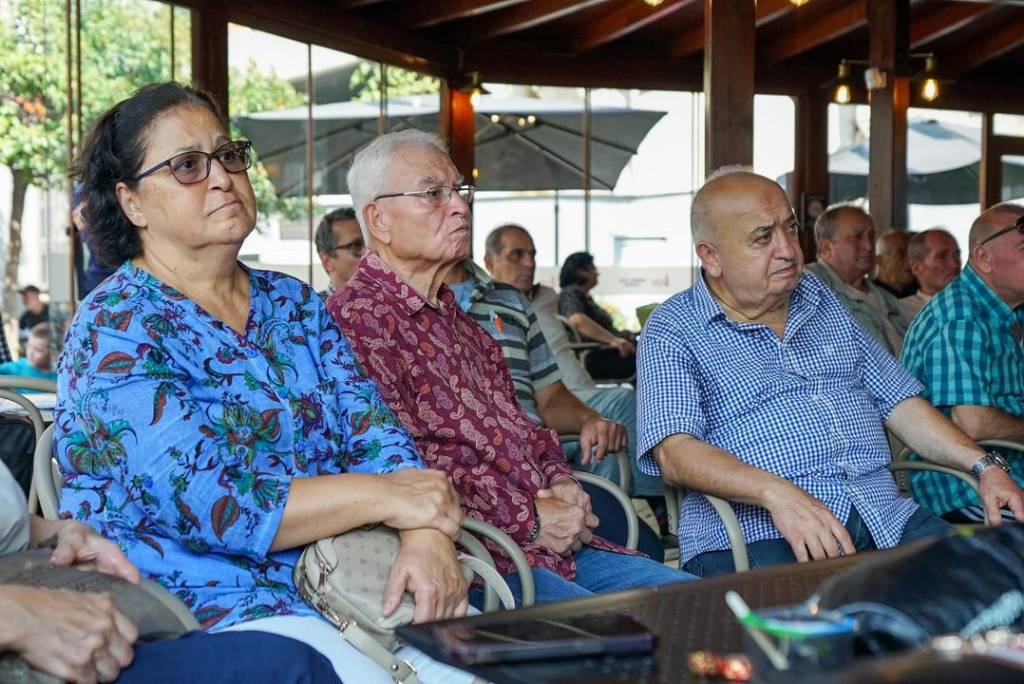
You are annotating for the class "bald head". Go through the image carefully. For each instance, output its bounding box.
[969,203,1024,255]
[691,168,790,244]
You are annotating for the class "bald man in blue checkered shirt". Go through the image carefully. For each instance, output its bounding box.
[637,169,1024,577]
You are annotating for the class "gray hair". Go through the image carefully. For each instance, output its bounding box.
[907,228,955,264]
[347,129,449,244]
[484,224,529,256]
[814,203,869,243]
[969,202,1024,251]
[690,165,756,243]
[314,206,356,254]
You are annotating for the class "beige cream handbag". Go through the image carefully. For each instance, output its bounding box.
[294,525,514,684]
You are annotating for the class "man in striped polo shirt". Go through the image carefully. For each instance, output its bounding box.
[444,258,627,467]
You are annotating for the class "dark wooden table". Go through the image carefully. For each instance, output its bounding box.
[399,548,1024,683]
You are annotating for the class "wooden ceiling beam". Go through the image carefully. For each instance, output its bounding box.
[945,13,1024,76]
[760,0,867,63]
[668,0,793,59]
[462,0,614,43]
[398,0,528,30]
[218,0,459,77]
[570,0,698,53]
[910,2,992,48]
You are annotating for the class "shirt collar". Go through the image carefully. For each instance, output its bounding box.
[693,268,823,329]
[961,264,1017,322]
[356,249,458,319]
[460,259,494,292]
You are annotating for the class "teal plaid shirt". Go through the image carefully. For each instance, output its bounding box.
[900,265,1024,514]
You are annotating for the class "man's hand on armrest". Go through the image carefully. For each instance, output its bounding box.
[887,397,1024,523]
[654,433,854,562]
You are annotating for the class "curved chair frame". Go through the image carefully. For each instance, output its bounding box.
[664,456,984,573]
[558,433,632,496]
[456,526,511,612]
[664,486,750,573]
[32,424,61,520]
[460,517,536,607]
[557,315,635,386]
[0,376,57,514]
[573,471,639,551]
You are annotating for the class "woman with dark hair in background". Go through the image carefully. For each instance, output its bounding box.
[557,251,636,381]
[57,81,474,683]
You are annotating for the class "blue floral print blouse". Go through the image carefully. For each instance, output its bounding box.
[54,262,422,630]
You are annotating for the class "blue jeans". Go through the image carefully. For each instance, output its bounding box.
[117,630,339,683]
[471,546,696,608]
[683,505,952,577]
[563,386,664,497]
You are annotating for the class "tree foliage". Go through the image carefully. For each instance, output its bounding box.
[0,0,305,329]
[348,62,439,103]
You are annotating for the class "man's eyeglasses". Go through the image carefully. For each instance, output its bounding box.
[132,140,253,185]
[373,184,475,207]
[325,238,365,258]
[980,216,1024,246]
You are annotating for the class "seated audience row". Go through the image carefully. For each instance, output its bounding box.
[40,81,1024,682]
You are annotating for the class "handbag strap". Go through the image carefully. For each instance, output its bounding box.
[339,620,421,684]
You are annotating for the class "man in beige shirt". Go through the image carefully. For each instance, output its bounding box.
[805,204,909,355]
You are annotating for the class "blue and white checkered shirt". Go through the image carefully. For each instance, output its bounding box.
[637,271,924,563]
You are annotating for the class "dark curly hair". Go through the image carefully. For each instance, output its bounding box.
[559,251,595,288]
[74,82,224,268]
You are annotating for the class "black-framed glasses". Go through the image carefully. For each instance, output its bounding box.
[980,216,1024,246]
[132,140,253,185]
[325,238,365,258]
[373,184,475,207]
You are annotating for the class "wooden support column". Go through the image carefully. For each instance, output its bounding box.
[791,88,829,260]
[439,81,476,182]
[979,112,1001,211]
[703,0,755,175]
[440,80,476,249]
[867,0,910,232]
[191,1,229,116]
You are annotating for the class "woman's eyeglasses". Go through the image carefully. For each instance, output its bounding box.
[980,216,1024,246]
[132,140,253,185]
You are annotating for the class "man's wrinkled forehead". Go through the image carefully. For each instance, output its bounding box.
[390,146,460,187]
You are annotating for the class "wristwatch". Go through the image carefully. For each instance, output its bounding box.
[969,451,1012,478]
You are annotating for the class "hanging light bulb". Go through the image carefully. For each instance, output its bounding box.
[920,55,940,102]
[833,61,852,105]
[489,114,500,123]
[790,0,811,5]
[643,0,664,6]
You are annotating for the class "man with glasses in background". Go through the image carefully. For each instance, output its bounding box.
[901,204,1024,523]
[315,207,365,297]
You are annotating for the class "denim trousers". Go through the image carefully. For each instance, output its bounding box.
[471,545,696,608]
[563,385,665,497]
[683,505,952,577]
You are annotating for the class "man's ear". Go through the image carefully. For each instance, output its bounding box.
[695,241,722,278]
[483,251,495,274]
[816,238,833,263]
[971,244,993,276]
[363,202,390,245]
[115,182,148,229]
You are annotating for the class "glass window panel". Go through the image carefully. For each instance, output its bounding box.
[1,0,192,354]
[994,114,1024,138]
[228,24,310,283]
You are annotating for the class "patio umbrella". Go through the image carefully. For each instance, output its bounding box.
[826,119,1024,205]
[234,95,665,197]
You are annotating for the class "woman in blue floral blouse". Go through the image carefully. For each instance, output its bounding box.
[55,82,471,683]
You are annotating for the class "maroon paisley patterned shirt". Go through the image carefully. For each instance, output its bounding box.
[327,251,629,578]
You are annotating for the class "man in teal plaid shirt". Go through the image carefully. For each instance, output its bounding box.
[901,203,1024,522]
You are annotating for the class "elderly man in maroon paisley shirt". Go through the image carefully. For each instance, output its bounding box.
[327,130,695,606]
